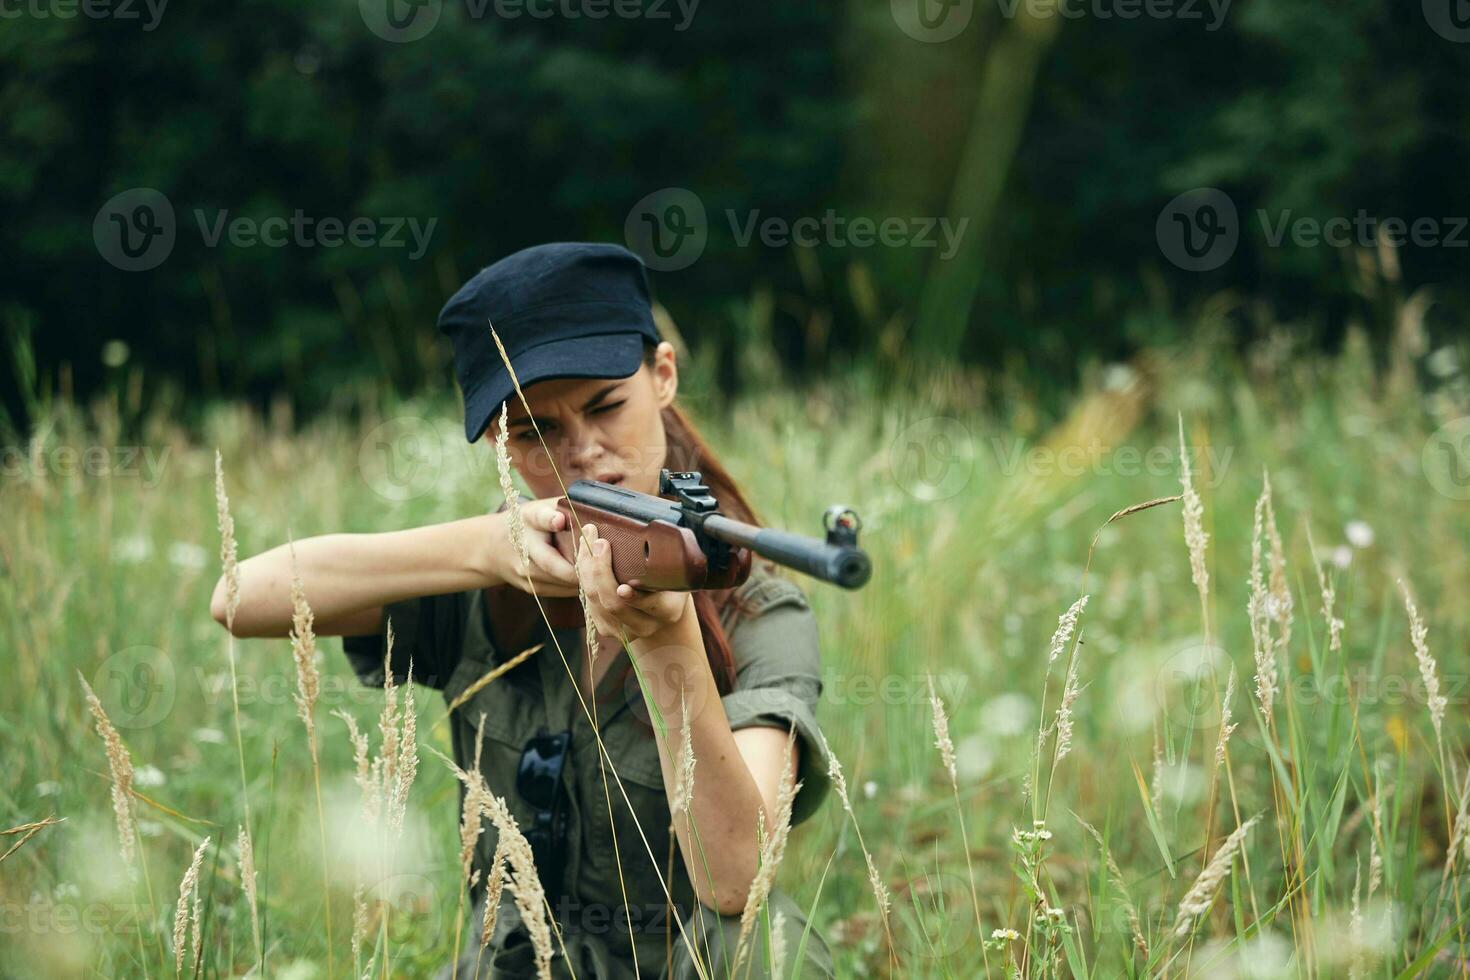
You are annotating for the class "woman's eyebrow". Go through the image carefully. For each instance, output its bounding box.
[507,383,622,428]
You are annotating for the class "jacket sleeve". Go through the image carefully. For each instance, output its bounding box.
[719,576,833,826]
[339,591,468,691]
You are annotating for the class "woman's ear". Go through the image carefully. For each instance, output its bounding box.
[651,341,679,408]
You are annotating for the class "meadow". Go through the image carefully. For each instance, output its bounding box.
[4,320,1470,978]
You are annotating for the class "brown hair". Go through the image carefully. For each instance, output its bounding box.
[645,342,779,696]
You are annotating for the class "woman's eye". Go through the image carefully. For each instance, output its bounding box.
[591,401,625,416]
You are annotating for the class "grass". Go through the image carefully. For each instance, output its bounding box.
[3,321,1470,977]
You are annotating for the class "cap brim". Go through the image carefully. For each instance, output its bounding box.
[463,332,648,443]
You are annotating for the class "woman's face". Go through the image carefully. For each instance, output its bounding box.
[498,341,679,500]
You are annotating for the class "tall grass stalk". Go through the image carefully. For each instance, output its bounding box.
[287,542,333,976]
[213,452,262,971]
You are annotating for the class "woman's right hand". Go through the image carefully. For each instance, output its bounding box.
[489,498,582,598]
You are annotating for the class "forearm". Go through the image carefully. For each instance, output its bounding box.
[212,513,505,638]
[633,618,766,916]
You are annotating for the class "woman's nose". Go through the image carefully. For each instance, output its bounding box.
[560,419,604,469]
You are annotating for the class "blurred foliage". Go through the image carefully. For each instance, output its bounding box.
[2,0,1468,433]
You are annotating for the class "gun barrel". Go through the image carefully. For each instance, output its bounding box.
[703,515,871,589]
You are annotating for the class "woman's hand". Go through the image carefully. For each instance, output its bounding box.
[575,522,692,640]
[490,499,582,598]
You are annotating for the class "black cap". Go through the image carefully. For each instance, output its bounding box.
[439,242,663,443]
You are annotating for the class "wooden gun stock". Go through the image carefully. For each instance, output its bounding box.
[521,470,865,630]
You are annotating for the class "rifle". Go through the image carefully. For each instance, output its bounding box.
[535,469,870,629]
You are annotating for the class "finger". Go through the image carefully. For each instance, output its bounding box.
[574,560,619,636]
[528,538,578,585]
[622,589,689,630]
[575,534,647,629]
[591,542,667,634]
[582,527,621,606]
[612,581,692,629]
[520,500,568,533]
[613,583,670,609]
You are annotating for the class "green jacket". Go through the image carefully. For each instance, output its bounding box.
[342,568,837,978]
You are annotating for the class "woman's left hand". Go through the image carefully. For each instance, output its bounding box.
[575,522,693,640]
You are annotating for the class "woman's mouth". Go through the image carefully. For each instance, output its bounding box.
[594,473,623,485]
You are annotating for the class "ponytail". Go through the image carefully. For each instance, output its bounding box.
[648,344,778,697]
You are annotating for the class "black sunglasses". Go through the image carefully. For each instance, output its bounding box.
[517,728,572,894]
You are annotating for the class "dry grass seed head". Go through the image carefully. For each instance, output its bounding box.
[439,740,553,980]
[1047,595,1089,666]
[79,675,136,866]
[1173,814,1260,937]
[213,451,241,630]
[237,825,257,915]
[927,674,957,783]
[1177,414,1210,604]
[1398,578,1445,738]
[173,836,210,975]
[1248,479,1278,724]
[1306,524,1344,654]
[480,837,511,950]
[494,400,529,572]
[672,689,696,818]
[1054,632,1084,763]
[734,726,802,974]
[1214,663,1238,771]
[1077,817,1147,957]
[287,540,321,741]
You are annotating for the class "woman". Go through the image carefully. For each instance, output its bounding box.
[211,242,837,979]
